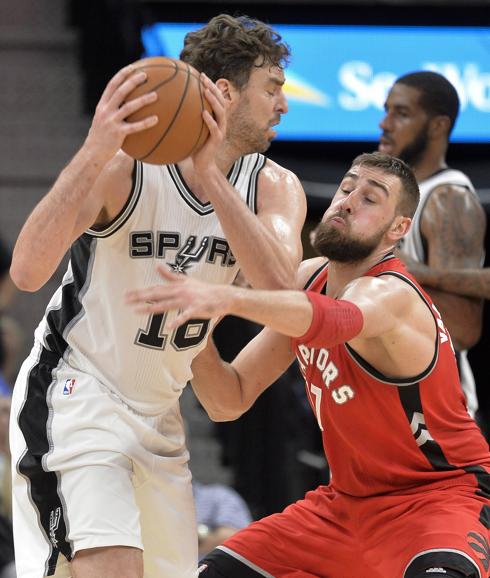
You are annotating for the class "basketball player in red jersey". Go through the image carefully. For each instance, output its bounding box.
[127,152,490,578]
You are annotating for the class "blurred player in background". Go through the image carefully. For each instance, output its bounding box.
[379,70,486,417]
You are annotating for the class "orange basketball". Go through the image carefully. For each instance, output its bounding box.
[121,57,211,165]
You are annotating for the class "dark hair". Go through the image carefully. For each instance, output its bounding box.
[395,71,460,135]
[180,14,290,89]
[351,152,420,218]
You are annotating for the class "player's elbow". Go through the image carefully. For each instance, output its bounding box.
[9,262,44,292]
[201,392,252,423]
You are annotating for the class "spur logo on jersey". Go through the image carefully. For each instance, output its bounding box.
[130,231,236,272]
[170,235,209,273]
[49,507,61,547]
[296,344,355,430]
[62,378,76,395]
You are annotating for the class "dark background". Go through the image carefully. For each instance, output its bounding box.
[70,0,490,192]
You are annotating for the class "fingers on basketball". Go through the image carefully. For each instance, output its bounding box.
[121,57,212,164]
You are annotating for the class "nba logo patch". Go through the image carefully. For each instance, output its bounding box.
[63,379,76,395]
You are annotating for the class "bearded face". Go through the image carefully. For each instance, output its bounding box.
[225,64,285,155]
[226,93,274,154]
[396,120,431,167]
[311,215,392,263]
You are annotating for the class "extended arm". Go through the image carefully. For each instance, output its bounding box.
[10,66,158,291]
[415,184,486,349]
[128,263,436,379]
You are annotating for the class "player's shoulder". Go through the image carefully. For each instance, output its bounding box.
[296,257,328,289]
[425,180,483,216]
[347,270,414,295]
[425,168,475,198]
[341,273,424,326]
[429,181,475,198]
[259,157,302,189]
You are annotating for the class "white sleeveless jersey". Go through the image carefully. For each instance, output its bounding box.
[401,169,476,262]
[400,168,479,415]
[33,154,266,414]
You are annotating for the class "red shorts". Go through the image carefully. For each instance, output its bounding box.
[221,484,490,577]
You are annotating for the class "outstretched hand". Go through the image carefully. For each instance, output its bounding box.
[125,266,233,328]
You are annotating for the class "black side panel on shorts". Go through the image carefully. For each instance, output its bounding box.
[17,227,94,574]
[17,347,72,575]
[200,549,266,577]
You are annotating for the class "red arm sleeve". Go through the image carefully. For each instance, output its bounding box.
[294,291,364,349]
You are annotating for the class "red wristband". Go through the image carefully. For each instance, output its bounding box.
[296,291,364,349]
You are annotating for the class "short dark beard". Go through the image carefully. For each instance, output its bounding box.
[227,94,273,154]
[397,121,430,167]
[312,220,387,263]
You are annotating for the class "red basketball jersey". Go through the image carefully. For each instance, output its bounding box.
[293,253,490,497]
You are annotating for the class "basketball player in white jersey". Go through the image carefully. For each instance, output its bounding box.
[8,15,306,578]
[378,71,486,417]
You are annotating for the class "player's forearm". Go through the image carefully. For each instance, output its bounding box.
[224,288,364,350]
[419,267,490,301]
[10,145,105,291]
[199,167,297,289]
[225,287,312,337]
[408,261,464,293]
[191,341,253,421]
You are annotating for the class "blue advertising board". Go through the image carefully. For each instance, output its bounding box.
[142,23,490,143]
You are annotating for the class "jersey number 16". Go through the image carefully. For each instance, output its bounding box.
[135,312,210,351]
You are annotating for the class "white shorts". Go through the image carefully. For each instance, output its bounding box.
[10,345,199,578]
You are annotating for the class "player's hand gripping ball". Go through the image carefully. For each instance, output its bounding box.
[121,57,211,165]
